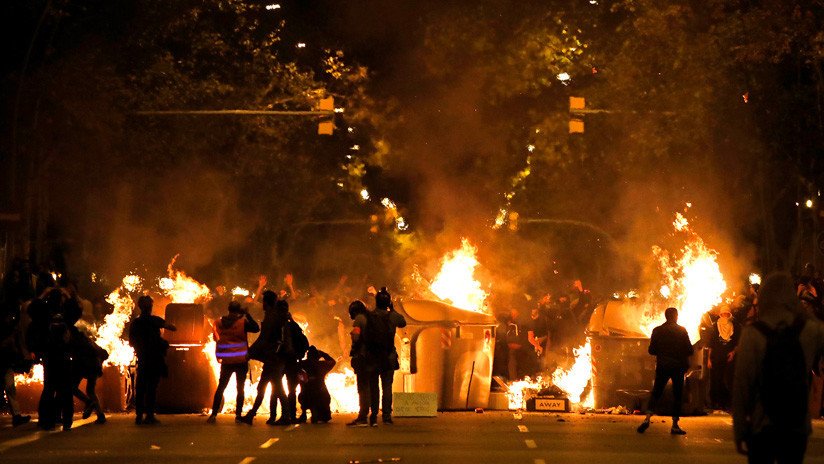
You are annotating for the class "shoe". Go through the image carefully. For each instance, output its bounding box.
[347,418,369,427]
[205,415,216,424]
[135,416,143,425]
[294,415,307,424]
[671,425,687,435]
[12,415,31,427]
[82,403,95,420]
[265,417,278,425]
[273,418,292,426]
[144,416,160,425]
[637,421,650,434]
[369,417,378,427]
[239,414,254,425]
[95,415,107,425]
[235,416,243,423]
[62,423,72,431]
[382,416,393,424]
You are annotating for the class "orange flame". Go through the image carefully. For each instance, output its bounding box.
[158,255,212,304]
[639,212,727,341]
[430,238,490,313]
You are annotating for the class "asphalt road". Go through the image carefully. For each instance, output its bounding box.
[1,412,823,464]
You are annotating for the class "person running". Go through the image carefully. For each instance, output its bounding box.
[207,301,259,423]
[128,295,176,425]
[71,328,108,424]
[637,307,693,435]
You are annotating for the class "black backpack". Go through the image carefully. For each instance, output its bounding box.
[364,310,393,354]
[279,320,309,360]
[752,318,809,428]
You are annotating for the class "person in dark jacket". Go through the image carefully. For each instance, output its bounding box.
[242,294,291,425]
[128,295,176,425]
[708,305,741,411]
[35,288,75,430]
[298,345,336,423]
[347,299,376,427]
[374,287,406,424]
[0,303,31,426]
[637,307,694,435]
[71,329,108,424]
[207,300,260,423]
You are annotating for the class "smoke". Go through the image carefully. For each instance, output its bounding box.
[85,165,250,280]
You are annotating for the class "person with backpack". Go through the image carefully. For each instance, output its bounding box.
[733,272,824,463]
[373,287,406,424]
[637,307,694,435]
[206,300,260,423]
[283,312,309,423]
[347,299,379,427]
[242,297,294,425]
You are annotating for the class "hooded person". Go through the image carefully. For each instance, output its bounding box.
[207,300,260,423]
[708,304,741,410]
[298,345,336,423]
[733,272,824,463]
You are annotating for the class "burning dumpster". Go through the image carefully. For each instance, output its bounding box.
[588,299,707,414]
[156,303,215,413]
[395,299,496,411]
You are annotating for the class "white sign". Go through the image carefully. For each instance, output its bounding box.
[393,392,438,417]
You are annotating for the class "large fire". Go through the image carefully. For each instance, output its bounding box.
[97,274,142,369]
[506,339,594,410]
[639,212,727,341]
[430,238,490,313]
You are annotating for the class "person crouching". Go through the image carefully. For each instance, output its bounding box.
[299,346,336,423]
[207,301,260,423]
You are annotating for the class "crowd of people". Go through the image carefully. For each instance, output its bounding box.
[0,261,407,429]
[492,279,593,382]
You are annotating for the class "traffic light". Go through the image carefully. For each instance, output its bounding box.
[318,97,334,135]
[569,96,585,133]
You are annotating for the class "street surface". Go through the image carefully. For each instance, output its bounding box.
[1,411,823,464]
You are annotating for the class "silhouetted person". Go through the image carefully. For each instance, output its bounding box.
[347,299,377,427]
[35,288,74,430]
[733,273,824,463]
[71,328,108,424]
[374,287,406,424]
[128,295,176,425]
[0,302,31,426]
[207,301,259,423]
[242,294,291,425]
[298,346,336,423]
[708,305,740,411]
[637,307,693,435]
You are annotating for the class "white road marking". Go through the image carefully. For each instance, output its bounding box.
[0,416,97,453]
[238,457,256,464]
[259,438,280,449]
[525,439,537,449]
[150,445,161,450]
[517,425,529,433]
[534,459,547,464]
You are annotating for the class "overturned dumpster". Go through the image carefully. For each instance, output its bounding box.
[587,298,707,415]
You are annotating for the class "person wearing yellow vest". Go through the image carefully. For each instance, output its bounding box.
[206,301,260,423]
